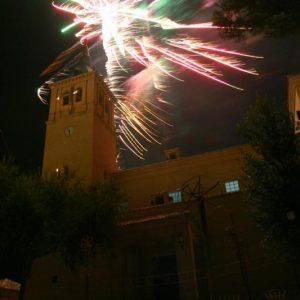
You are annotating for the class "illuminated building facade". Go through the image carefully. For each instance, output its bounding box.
[24,72,299,300]
[42,71,117,182]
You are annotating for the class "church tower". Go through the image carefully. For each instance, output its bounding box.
[288,73,300,134]
[42,71,117,182]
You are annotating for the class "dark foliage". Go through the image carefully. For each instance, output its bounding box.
[238,97,300,262]
[213,0,300,40]
[0,164,123,298]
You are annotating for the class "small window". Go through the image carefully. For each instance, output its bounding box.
[74,87,82,102]
[164,148,181,160]
[151,193,165,205]
[169,153,177,160]
[169,191,182,203]
[62,91,70,105]
[225,180,240,193]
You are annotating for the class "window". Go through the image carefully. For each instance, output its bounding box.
[164,148,181,160]
[151,193,165,205]
[225,180,240,193]
[169,191,182,203]
[62,91,70,105]
[169,153,177,160]
[74,87,82,102]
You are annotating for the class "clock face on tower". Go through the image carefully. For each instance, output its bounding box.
[64,126,74,137]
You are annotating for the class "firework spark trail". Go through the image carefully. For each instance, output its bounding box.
[42,0,262,157]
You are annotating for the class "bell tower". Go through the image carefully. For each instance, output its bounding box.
[288,73,300,134]
[42,71,117,182]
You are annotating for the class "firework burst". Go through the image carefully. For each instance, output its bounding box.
[40,0,262,158]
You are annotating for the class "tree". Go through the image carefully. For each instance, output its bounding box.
[0,163,43,286]
[238,97,300,283]
[53,177,122,267]
[213,0,300,40]
[0,163,123,299]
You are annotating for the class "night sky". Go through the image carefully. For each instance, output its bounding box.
[1,1,300,171]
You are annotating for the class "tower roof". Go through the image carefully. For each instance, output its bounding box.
[41,43,92,80]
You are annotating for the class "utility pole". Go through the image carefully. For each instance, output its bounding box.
[181,176,219,300]
[226,214,251,300]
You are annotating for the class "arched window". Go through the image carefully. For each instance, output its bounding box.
[62,91,70,105]
[74,87,82,102]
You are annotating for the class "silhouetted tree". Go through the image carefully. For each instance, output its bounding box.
[238,97,300,287]
[0,163,44,295]
[213,0,300,40]
[0,163,123,299]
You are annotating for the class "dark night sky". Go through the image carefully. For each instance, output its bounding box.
[1,1,300,171]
